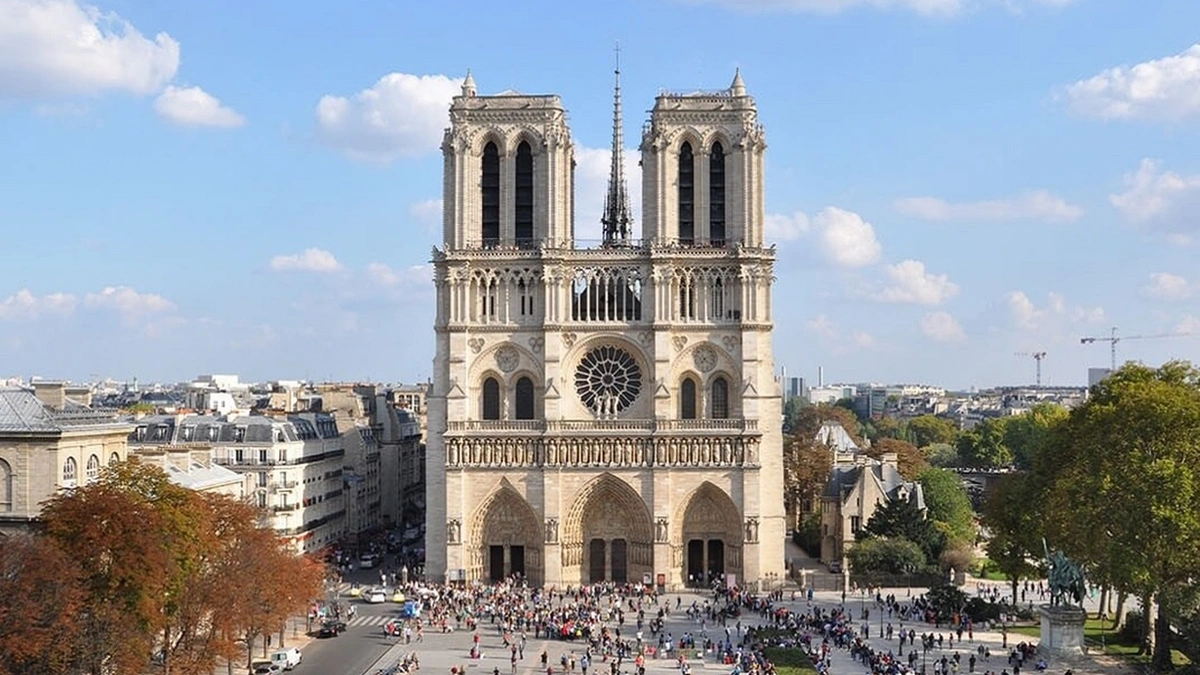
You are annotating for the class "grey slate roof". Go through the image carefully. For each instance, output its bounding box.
[0,386,130,433]
[0,386,59,432]
[823,458,926,511]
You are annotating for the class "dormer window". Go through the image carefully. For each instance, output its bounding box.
[181,426,194,441]
[234,426,246,443]
[135,426,147,441]
[153,425,168,441]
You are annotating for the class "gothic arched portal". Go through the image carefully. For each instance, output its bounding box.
[562,473,653,584]
[675,482,743,586]
[470,483,542,586]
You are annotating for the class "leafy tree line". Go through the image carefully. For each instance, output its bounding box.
[981,362,1200,670]
[0,460,325,675]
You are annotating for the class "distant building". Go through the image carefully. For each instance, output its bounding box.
[128,413,346,554]
[781,376,806,404]
[132,446,245,499]
[1088,368,1111,387]
[0,384,134,535]
[807,385,857,405]
[820,451,925,565]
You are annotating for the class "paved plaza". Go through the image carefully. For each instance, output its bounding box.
[280,577,1131,675]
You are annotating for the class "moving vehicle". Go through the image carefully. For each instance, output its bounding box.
[365,587,387,604]
[253,665,283,675]
[316,619,347,638]
[269,647,302,670]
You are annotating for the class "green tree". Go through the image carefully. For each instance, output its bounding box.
[926,442,960,468]
[862,498,946,564]
[1043,361,1200,670]
[848,537,926,575]
[981,474,1043,605]
[918,467,976,546]
[1002,403,1068,470]
[866,437,929,480]
[908,415,959,448]
[956,419,1013,469]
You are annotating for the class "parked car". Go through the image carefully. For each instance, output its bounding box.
[253,664,283,675]
[269,647,302,671]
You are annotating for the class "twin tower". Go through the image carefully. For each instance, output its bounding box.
[425,68,784,589]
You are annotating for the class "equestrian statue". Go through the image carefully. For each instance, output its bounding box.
[1043,538,1087,607]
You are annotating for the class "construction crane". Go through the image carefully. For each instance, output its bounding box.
[1015,351,1048,386]
[1080,326,1196,370]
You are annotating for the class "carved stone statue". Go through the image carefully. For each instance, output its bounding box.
[1043,538,1086,606]
[544,518,559,544]
[655,517,669,542]
[447,519,462,544]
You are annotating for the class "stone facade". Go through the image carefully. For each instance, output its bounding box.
[425,71,784,588]
[819,452,925,565]
[0,385,133,536]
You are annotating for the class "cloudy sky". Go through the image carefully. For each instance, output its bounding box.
[1,0,1198,389]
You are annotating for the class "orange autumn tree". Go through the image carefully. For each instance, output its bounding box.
[0,534,85,675]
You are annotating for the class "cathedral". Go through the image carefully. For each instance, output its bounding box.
[424,65,785,589]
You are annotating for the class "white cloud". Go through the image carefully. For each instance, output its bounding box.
[0,289,77,321]
[921,311,966,342]
[894,190,1082,223]
[814,207,882,268]
[410,199,443,225]
[573,146,643,244]
[83,286,174,316]
[366,263,431,288]
[1064,44,1200,122]
[851,331,876,349]
[314,72,462,163]
[153,85,244,128]
[0,0,179,99]
[879,259,959,305]
[765,212,810,241]
[1142,272,1192,301]
[269,248,342,273]
[807,314,838,339]
[1006,290,1104,330]
[681,0,1070,15]
[1176,315,1200,334]
[682,0,964,16]
[1110,159,1200,236]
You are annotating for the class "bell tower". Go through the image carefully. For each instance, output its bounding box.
[640,69,767,248]
[440,72,575,250]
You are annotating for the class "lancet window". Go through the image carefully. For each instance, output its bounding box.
[709,142,726,246]
[482,378,501,420]
[678,142,695,245]
[515,141,534,246]
[711,376,730,419]
[481,141,500,246]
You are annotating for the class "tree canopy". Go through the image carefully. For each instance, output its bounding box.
[1042,362,1200,669]
[908,415,959,448]
[4,459,325,675]
[918,467,976,546]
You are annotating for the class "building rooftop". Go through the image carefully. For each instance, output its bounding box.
[0,386,131,433]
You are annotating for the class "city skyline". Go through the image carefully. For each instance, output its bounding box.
[2,0,1199,389]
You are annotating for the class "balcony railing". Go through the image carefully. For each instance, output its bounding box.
[445,419,757,433]
[272,503,301,513]
[271,480,298,491]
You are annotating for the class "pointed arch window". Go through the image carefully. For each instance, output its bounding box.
[680,378,698,420]
[678,142,695,245]
[86,454,100,482]
[481,142,501,247]
[482,377,501,420]
[0,459,12,512]
[514,376,535,420]
[515,141,534,246]
[709,142,726,246]
[711,376,729,419]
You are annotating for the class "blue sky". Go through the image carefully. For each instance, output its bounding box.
[1,0,1199,389]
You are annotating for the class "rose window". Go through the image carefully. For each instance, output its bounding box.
[575,345,642,415]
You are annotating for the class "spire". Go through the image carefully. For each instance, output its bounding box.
[462,69,477,97]
[601,43,632,247]
[730,67,746,97]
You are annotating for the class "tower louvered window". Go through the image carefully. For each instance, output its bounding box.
[709,143,726,246]
[680,378,697,420]
[678,142,695,245]
[515,141,534,246]
[481,142,500,246]
[482,377,501,420]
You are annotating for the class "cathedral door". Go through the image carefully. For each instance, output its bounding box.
[611,539,628,583]
[588,539,607,582]
[488,545,505,582]
[678,482,743,585]
[687,539,704,586]
[707,540,725,580]
[565,474,655,585]
[511,546,525,579]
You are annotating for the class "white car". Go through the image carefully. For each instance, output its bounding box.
[365,588,388,604]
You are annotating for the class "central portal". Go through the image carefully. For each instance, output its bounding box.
[564,473,653,584]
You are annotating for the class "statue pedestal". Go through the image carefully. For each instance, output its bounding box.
[1039,604,1086,655]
